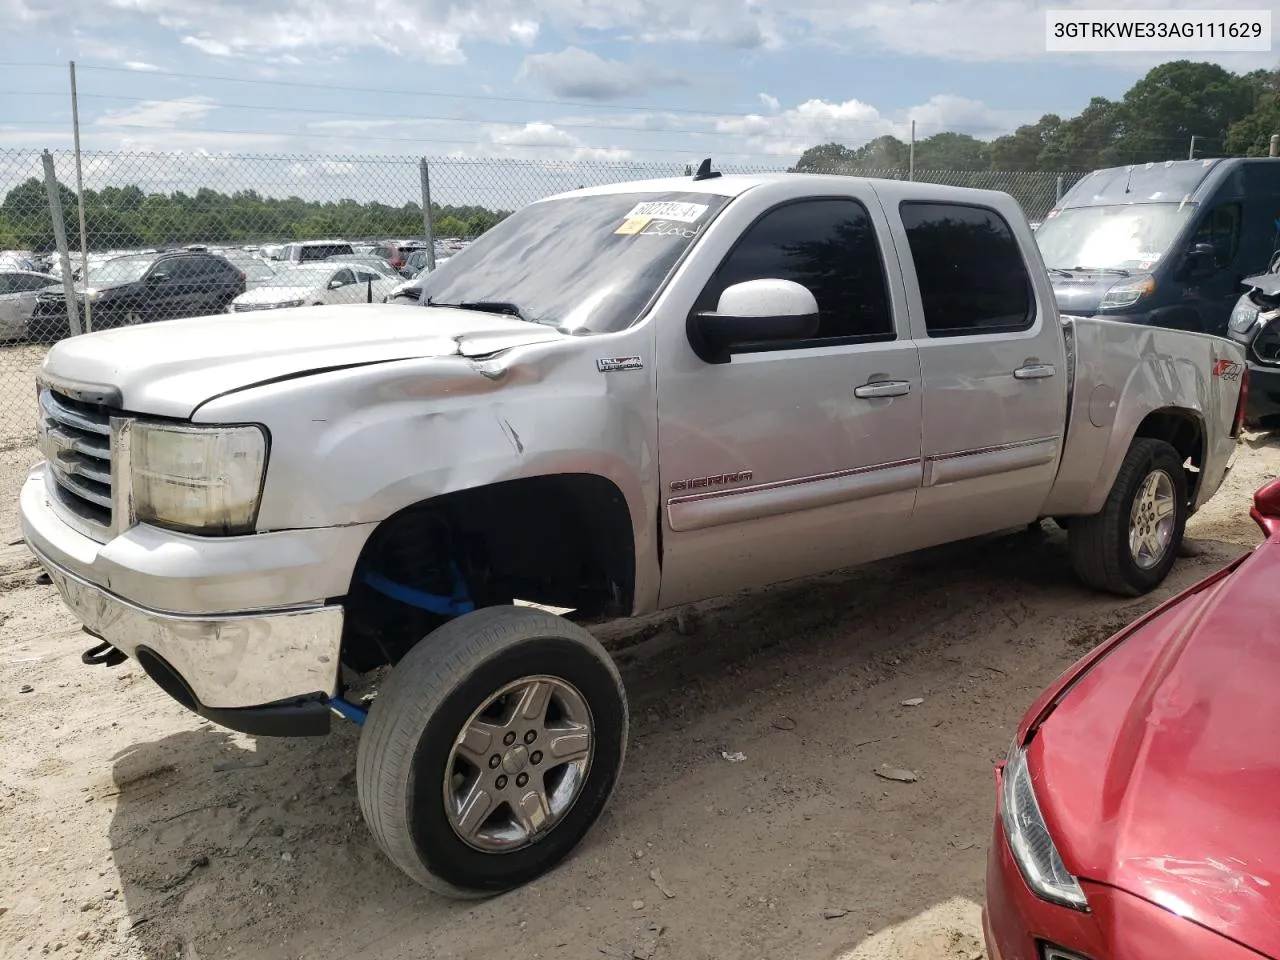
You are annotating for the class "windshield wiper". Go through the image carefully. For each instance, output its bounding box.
[1072,266,1131,277]
[427,298,535,323]
[1047,267,1075,278]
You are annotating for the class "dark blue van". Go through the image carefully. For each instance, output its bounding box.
[1036,157,1280,336]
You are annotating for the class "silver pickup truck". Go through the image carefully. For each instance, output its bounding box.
[21,168,1247,898]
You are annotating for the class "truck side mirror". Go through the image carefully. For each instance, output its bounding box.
[688,279,820,364]
[1182,242,1217,280]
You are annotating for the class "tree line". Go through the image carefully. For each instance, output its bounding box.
[793,60,1280,173]
[0,180,510,254]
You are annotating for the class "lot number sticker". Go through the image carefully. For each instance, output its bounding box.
[623,201,709,223]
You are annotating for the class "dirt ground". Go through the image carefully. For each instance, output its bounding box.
[1,429,1277,960]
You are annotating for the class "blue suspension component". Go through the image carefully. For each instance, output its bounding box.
[362,560,475,618]
[329,696,368,726]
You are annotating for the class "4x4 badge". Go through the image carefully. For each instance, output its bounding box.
[597,357,643,373]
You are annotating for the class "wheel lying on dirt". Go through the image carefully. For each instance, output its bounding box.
[1067,437,1187,597]
[356,605,628,898]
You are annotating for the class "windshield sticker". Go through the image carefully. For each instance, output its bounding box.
[615,216,652,235]
[624,201,709,224]
[638,220,702,239]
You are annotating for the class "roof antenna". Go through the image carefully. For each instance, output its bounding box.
[1124,164,1134,194]
[692,158,721,181]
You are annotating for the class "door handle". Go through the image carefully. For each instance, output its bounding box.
[1013,363,1056,380]
[854,380,911,399]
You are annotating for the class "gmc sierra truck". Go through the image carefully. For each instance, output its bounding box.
[20,167,1247,898]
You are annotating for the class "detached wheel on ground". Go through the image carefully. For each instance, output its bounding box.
[1067,437,1188,596]
[356,605,628,898]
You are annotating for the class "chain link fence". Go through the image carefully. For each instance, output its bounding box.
[0,148,1082,453]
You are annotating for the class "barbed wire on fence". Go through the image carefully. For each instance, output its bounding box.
[0,147,1085,446]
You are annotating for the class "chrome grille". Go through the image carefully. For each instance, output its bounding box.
[38,388,113,533]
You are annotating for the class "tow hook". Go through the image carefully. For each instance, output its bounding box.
[81,639,127,667]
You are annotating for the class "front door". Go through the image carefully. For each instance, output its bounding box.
[656,187,924,609]
[889,199,1069,549]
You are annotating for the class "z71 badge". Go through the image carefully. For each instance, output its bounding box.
[1212,358,1243,381]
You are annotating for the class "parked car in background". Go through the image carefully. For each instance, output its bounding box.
[401,248,453,278]
[323,254,401,279]
[1037,157,1280,337]
[984,475,1280,960]
[227,261,400,312]
[371,239,430,276]
[279,240,354,263]
[0,251,41,273]
[30,250,246,340]
[0,269,59,340]
[220,253,279,291]
[1228,268,1280,424]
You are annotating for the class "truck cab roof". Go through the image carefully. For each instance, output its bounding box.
[543,171,1020,208]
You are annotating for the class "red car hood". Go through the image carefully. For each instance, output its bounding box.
[1032,540,1280,956]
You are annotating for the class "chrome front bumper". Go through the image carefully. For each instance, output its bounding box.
[19,464,370,727]
[33,546,344,710]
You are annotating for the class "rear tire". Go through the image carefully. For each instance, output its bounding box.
[1068,438,1187,596]
[356,605,628,898]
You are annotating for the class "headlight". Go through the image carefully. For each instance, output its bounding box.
[277,299,306,308]
[129,422,268,535]
[1099,275,1155,311]
[1229,299,1261,334]
[999,742,1089,911]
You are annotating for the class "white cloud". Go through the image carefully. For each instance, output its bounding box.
[5,0,1277,68]
[123,60,160,72]
[180,35,234,57]
[96,97,219,130]
[516,47,689,100]
[714,93,1036,156]
[486,122,631,161]
[716,97,886,156]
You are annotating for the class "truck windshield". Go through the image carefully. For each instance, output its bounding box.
[1035,202,1196,272]
[418,191,731,334]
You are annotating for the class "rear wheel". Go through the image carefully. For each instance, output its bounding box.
[1067,438,1187,596]
[356,605,628,897]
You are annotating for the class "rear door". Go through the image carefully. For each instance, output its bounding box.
[887,197,1069,548]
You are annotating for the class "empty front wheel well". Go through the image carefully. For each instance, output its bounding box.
[340,474,635,672]
[1134,408,1205,503]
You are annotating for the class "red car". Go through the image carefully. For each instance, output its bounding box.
[985,477,1280,960]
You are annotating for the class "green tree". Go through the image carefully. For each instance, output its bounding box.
[1104,60,1257,163]
[913,132,990,170]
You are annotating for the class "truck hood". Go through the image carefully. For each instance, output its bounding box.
[40,302,566,418]
[1049,273,1127,316]
[1033,543,1280,956]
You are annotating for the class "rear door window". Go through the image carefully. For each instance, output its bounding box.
[899,201,1034,337]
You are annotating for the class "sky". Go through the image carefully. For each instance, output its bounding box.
[0,0,1277,205]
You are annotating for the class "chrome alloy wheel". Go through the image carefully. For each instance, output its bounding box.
[1129,468,1176,570]
[443,676,594,852]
